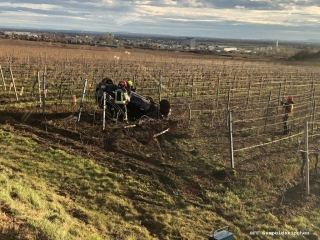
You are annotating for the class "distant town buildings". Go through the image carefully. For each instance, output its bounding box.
[107,33,114,38]
[213,46,237,52]
[0,30,293,55]
[4,31,38,38]
[182,38,196,50]
[5,31,29,35]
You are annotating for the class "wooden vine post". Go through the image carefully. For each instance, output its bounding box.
[158,70,162,103]
[259,76,263,103]
[42,71,46,115]
[0,65,6,91]
[191,74,194,100]
[103,92,107,130]
[37,72,42,108]
[277,82,282,114]
[304,121,310,195]
[264,91,272,133]
[310,88,316,136]
[246,81,251,109]
[311,100,316,136]
[228,110,235,169]
[9,65,18,101]
[215,76,220,109]
[226,88,231,128]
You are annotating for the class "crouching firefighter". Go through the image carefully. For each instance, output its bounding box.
[126,79,136,93]
[113,80,130,122]
[281,95,294,134]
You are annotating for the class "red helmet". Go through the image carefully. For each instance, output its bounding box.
[287,96,293,103]
[118,80,127,88]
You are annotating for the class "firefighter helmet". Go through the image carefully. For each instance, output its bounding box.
[287,96,294,103]
[118,80,127,88]
[127,80,133,86]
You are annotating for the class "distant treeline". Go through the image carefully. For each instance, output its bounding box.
[289,49,320,61]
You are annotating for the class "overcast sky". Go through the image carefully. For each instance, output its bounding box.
[1,0,320,41]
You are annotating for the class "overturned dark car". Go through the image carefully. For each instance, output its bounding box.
[95,78,171,122]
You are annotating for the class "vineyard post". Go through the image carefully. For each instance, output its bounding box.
[133,74,136,88]
[277,82,282,114]
[246,81,251,109]
[311,87,316,133]
[26,57,30,83]
[264,91,272,133]
[304,121,310,195]
[228,110,235,169]
[259,76,263,102]
[9,65,18,101]
[70,76,75,110]
[91,69,97,99]
[38,72,42,108]
[103,92,107,130]
[177,73,183,97]
[265,73,268,94]
[232,74,236,98]
[215,76,220,109]
[191,74,194,100]
[0,65,6,91]
[310,88,315,122]
[27,54,30,71]
[158,71,162,103]
[85,64,89,76]
[226,88,231,128]
[315,154,319,181]
[42,71,46,115]
[77,79,88,122]
[311,100,316,136]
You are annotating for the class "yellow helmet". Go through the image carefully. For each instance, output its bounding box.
[127,80,133,86]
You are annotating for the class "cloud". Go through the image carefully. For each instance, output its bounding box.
[0,2,62,10]
[0,0,320,40]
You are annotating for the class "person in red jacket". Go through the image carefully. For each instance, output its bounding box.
[281,95,294,134]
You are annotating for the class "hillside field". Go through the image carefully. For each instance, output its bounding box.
[0,39,319,240]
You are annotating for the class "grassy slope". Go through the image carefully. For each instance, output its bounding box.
[0,120,319,240]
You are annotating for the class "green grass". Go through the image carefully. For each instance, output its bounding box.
[0,124,319,239]
[0,126,153,239]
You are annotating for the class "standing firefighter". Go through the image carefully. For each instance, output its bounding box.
[113,80,130,122]
[281,95,294,134]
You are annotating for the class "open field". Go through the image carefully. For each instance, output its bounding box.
[0,39,320,239]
